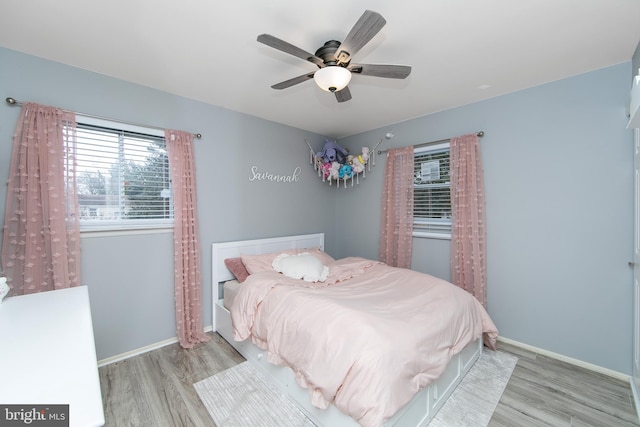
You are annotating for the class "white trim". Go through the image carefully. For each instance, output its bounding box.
[498,336,629,382]
[412,231,451,240]
[81,227,173,239]
[632,378,640,424]
[80,219,174,233]
[97,325,213,367]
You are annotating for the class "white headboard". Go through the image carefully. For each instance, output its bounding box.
[211,233,325,299]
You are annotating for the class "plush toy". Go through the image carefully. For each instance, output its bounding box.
[0,277,9,303]
[350,155,365,174]
[339,163,353,179]
[328,162,340,181]
[361,146,370,163]
[320,162,331,179]
[316,139,348,164]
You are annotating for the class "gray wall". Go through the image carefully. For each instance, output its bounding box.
[1,45,636,376]
[337,62,634,375]
[0,47,336,360]
[633,42,640,84]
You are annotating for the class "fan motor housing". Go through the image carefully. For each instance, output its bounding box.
[315,40,349,67]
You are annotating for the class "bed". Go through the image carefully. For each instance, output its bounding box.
[212,233,498,427]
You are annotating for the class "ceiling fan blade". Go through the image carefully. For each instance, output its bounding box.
[349,64,411,79]
[271,72,315,90]
[334,86,352,103]
[336,10,386,65]
[257,34,324,67]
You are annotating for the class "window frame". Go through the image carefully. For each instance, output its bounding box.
[75,115,173,234]
[412,142,452,240]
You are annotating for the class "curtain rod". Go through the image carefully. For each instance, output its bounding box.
[377,131,484,154]
[5,97,202,139]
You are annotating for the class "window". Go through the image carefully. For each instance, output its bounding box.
[75,116,173,232]
[413,142,451,238]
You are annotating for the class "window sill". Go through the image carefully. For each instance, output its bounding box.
[80,226,173,239]
[412,231,451,240]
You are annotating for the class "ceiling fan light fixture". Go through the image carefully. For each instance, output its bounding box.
[314,66,352,92]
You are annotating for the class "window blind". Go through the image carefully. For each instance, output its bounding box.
[413,143,451,235]
[75,119,173,230]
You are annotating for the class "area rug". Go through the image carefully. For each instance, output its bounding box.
[194,350,517,427]
[428,349,517,427]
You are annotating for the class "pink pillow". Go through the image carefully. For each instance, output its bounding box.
[308,247,336,265]
[241,247,335,275]
[224,257,250,283]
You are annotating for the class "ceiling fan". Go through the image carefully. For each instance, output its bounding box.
[257,10,411,103]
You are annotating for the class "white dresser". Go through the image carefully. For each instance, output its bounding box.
[0,285,105,426]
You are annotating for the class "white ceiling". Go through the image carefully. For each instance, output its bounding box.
[1,0,639,138]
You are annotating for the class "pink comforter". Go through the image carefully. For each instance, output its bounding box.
[231,257,498,427]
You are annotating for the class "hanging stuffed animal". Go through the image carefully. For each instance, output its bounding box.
[361,146,370,163]
[328,162,340,181]
[339,163,353,179]
[316,139,348,164]
[320,162,332,180]
[348,154,366,174]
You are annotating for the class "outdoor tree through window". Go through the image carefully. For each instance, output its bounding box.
[75,117,172,231]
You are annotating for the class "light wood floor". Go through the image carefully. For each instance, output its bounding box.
[99,333,639,426]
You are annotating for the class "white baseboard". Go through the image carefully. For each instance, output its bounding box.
[498,336,629,382]
[97,325,213,367]
[631,376,640,423]
[98,329,630,384]
[629,378,640,419]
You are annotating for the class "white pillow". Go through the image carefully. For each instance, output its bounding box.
[272,252,329,283]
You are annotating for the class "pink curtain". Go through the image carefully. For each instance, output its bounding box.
[165,129,210,348]
[450,133,487,307]
[379,146,414,268]
[1,103,81,296]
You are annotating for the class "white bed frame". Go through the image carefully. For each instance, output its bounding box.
[212,233,482,427]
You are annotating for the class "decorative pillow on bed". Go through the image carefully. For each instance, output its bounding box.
[241,247,335,275]
[272,252,329,282]
[224,257,250,283]
[308,247,336,266]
